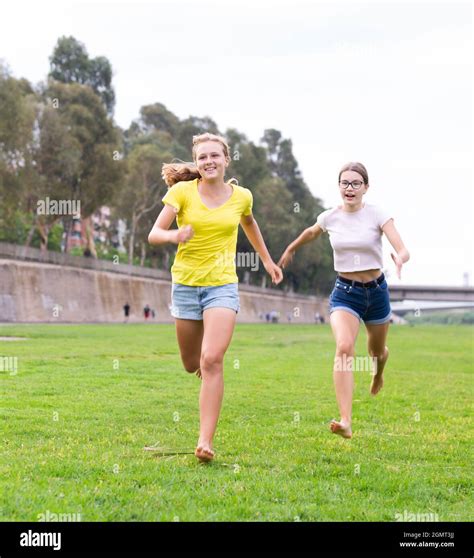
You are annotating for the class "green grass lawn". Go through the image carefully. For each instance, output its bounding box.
[1,323,472,522]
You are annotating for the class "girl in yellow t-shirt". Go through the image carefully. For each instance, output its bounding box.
[148,133,282,462]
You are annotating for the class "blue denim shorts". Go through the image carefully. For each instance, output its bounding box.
[329,274,391,325]
[171,283,240,320]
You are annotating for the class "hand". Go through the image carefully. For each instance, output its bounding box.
[390,252,403,279]
[173,225,194,244]
[277,249,294,269]
[264,260,283,285]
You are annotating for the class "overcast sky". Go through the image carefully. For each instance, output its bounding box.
[2,0,472,286]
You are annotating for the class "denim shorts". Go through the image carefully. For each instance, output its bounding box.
[171,283,240,320]
[329,273,392,325]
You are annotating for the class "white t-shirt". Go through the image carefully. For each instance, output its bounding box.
[316,204,393,272]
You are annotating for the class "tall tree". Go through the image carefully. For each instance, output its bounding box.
[31,105,80,250]
[117,142,171,265]
[225,128,270,187]
[0,66,38,244]
[39,80,125,251]
[177,116,219,149]
[49,36,115,114]
[139,103,180,136]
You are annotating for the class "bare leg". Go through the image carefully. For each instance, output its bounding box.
[175,318,204,378]
[195,307,236,462]
[365,322,390,395]
[329,310,360,438]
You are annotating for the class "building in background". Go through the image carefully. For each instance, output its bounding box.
[63,206,127,254]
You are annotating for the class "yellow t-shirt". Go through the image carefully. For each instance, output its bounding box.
[162,179,253,286]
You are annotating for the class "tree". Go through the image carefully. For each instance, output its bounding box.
[260,128,333,292]
[49,36,115,114]
[225,128,270,187]
[0,66,38,245]
[33,105,81,250]
[177,116,219,148]
[139,103,180,136]
[118,143,171,265]
[39,80,125,252]
[124,103,189,161]
[261,129,306,196]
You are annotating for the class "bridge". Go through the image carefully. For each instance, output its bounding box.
[389,285,474,303]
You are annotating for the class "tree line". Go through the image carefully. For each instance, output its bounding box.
[0,36,335,293]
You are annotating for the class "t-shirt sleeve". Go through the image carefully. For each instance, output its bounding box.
[376,206,393,229]
[316,210,327,232]
[162,183,184,212]
[243,188,253,216]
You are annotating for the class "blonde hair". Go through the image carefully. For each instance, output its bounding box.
[162,133,235,187]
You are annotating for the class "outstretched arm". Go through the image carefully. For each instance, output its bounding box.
[278,223,323,268]
[382,219,410,279]
[240,214,283,284]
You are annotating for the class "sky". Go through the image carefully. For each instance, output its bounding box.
[2,0,472,286]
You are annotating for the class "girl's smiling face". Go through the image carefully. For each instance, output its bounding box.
[194,141,228,182]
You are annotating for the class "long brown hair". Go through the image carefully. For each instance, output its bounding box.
[338,162,369,184]
[162,133,234,187]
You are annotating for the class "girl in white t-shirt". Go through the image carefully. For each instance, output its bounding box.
[278,162,410,439]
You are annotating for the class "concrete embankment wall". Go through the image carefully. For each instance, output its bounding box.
[0,245,329,323]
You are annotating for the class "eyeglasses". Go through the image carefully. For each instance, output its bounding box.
[339,180,364,190]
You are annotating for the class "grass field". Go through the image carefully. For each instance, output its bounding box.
[1,323,472,522]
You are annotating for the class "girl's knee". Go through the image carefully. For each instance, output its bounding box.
[368,345,388,359]
[200,350,224,373]
[335,340,355,356]
[182,357,200,373]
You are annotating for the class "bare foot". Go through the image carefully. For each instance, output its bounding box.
[195,442,215,462]
[330,419,352,439]
[186,368,202,379]
[370,346,389,395]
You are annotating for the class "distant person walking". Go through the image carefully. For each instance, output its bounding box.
[123,302,130,323]
[279,162,409,439]
[148,133,282,461]
[143,304,151,320]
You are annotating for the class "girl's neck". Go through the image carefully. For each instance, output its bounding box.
[341,202,365,213]
[198,177,227,191]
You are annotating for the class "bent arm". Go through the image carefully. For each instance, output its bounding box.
[287,223,324,253]
[277,223,323,268]
[382,219,410,262]
[148,204,178,245]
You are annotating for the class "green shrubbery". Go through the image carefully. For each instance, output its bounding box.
[405,311,474,325]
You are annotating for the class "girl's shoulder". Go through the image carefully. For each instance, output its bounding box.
[169,179,197,191]
[363,203,381,212]
[317,206,340,220]
[232,183,253,199]
[165,180,199,204]
[315,207,339,232]
[363,204,393,228]
[363,204,391,221]
[321,206,339,216]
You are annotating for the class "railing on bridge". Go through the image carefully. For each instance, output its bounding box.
[389,285,474,303]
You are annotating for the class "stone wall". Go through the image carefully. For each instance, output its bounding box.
[0,256,329,323]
